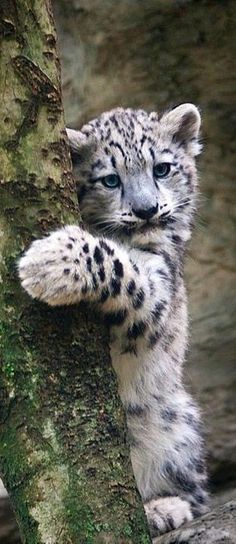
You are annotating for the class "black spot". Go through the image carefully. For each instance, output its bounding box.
[131,261,140,274]
[133,288,145,310]
[69,236,75,242]
[127,320,146,340]
[66,243,73,250]
[99,239,114,256]
[149,147,155,161]
[200,477,208,491]
[63,268,70,275]
[74,272,80,282]
[74,258,80,264]
[81,284,88,295]
[98,266,105,282]
[191,489,208,506]
[195,459,206,474]
[171,234,182,245]
[62,256,68,262]
[83,243,89,254]
[140,135,146,146]
[156,268,169,281]
[165,463,197,493]
[100,287,109,303]
[149,330,161,348]
[127,404,146,416]
[161,407,177,422]
[92,159,105,170]
[86,257,92,272]
[111,155,116,168]
[163,333,176,352]
[186,172,193,185]
[113,259,124,277]
[148,279,155,295]
[166,514,175,531]
[110,115,119,128]
[110,278,121,297]
[92,273,98,290]
[160,250,177,279]
[151,301,166,321]
[94,246,104,265]
[126,279,136,296]
[104,309,127,326]
[183,413,201,432]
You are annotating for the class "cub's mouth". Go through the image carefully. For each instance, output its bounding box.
[93,214,174,237]
[121,213,173,234]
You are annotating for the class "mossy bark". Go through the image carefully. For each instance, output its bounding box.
[0,1,150,543]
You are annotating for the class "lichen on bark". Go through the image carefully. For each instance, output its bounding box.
[0,1,150,542]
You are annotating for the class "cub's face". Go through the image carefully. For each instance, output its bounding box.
[67,104,201,240]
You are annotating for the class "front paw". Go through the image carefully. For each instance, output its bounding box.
[144,496,193,537]
[18,225,86,306]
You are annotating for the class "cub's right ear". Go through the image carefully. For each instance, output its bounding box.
[66,128,95,165]
[161,104,202,156]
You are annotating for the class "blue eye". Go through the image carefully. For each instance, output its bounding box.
[153,163,171,178]
[101,174,121,189]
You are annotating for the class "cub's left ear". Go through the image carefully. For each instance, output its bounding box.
[162,103,202,156]
[66,128,95,165]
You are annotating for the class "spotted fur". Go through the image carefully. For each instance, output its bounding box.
[19,104,209,538]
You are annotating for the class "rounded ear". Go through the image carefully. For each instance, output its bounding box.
[66,128,88,150]
[66,128,95,164]
[162,103,202,156]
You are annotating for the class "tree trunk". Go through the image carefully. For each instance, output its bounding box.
[0,1,150,543]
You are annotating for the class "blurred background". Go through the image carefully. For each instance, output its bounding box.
[1,0,235,541]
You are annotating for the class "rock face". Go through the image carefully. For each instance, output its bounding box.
[1,0,235,541]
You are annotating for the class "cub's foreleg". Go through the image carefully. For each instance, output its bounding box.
[18,225,171,329]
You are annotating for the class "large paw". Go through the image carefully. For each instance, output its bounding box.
[18,225,86,305]
[144,496,193,537]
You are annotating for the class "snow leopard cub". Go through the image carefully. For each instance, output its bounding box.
[19,104,209,537]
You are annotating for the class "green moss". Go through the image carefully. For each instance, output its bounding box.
[0,426,39,543]
[64,485,98,543]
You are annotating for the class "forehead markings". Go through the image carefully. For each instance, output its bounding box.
[92,159,105,170]
[140,135,147,147]
[149,147,155,161]
[109,115,119,128]
[111,155,116,169]
[109,140,126,158]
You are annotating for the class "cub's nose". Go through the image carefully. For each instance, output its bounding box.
[132,204,158,220]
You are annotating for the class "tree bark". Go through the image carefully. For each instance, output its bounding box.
[0,1,150,543]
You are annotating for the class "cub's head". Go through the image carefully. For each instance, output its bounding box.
[67,104,201,240]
